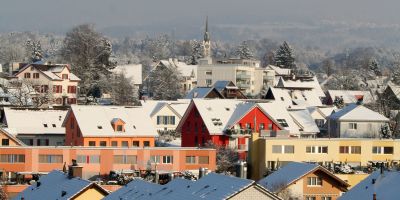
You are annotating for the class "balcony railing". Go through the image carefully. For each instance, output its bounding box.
[236,73,251,79]
[225,129,253,137]
[236,83,251,88]
[260,130,290,137]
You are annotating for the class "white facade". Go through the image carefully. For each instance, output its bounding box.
[197,58,273,96]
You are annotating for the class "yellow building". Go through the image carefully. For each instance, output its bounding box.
[250,136,400,183]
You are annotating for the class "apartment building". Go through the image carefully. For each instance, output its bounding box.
[0,146,216,180]
[10,62,80,105]
[249,137,400,180]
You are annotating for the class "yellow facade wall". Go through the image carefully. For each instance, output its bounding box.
[73,187,107,200]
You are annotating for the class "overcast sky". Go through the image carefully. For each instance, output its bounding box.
[1,0,400,34]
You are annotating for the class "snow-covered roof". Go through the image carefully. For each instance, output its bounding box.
[339,170,400,200]
[4,108,67,135]
[288,109,320,134]
[191,99,244,134]
[112,64,142,85]
[266,87,322,108]
[266,65,291,76]
[158,59,198,78]
[14,63,81,81]
[386,82,400,100]
[277,76,325,98]
[14,170,107,200]
[258,162,348,193]
[185,87,218,99]
[258,102,300,135]
[67,105,158,137]
[329,103,389,122]
[105,173,278,200]
[327,90,374,104]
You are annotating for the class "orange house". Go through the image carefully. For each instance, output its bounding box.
[63,105,158,147]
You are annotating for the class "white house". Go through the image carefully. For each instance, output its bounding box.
[328,104,389,138]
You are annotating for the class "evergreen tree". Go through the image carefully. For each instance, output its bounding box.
[186,40,203,65]
[149,65,182,100]
[274,41,296,69]
[368,58,381,76]
[333,96,344,108]
[26,40,43,63]
[110,71,138,105]
[235,41,254,59]
[60,24,117,97]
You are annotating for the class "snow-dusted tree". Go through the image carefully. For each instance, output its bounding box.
[0,185,7,200]
[148,65,182,100]
[321,58,335,76]
[333,96,344,108]
[380,123,392,139]
[205,141,239,174]
[60,24,117,97]
[4,79,53,108]
[110,71,138,105]
[26,40,43,63]
[235,41,254,59]
[186,40,203,65]
[274,41,296,69]
[368,58,381,76]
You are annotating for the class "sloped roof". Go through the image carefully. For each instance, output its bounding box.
[4,108,67,135]
[288,109,320,134]
[0,128,25,145]
[185,87,220,99]
[104,173,279,200]
[258,102,300,135]
[258,162,348,193]
[112,64,142,85]
[66,105,158,137]
[14,170,108,200]
[213,80,235,92]
[386,82,400,100]
[339,170,400,200]
[14,63,81,81]
[329,103,389,122]
[158,59,198,78]
[266,87,293,108]
[266,65,291,76]
[327,90,374,104]
[277,76,325,97]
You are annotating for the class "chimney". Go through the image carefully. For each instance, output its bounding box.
[235,161,247,179]
[168,173,175,181]
[68,159,83,179]
[372,178,376,184]
[154,171,159,184]
[373,193,377,200]
[199,167,206,179]
[380,162,384,175]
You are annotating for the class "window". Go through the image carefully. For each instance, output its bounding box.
[306,146,328,154]
[307,177,322,186]
[132,141,139,147]
[206,79,212,86]
[121,141,129,147]
[277,119,289,127]
[322,197,332,200]
[100,141,107,147]
[24,73,31,78]
[351,146,361,154]
[88,141,96,146]
[373,146,394,154]
[245,123,251,129]
[157,116,176,125]
[114,155,137,164]
[315,119,325,127]
[43,123,48,128]
[53,85,62,93]
[186,156,196,164]
[33,73,39,79]
[205,71,212,75]
[339,146,349,154]
[340,146,361,154]
[199,156,209,164]
[52,124,56,128]
[162,155,173,164]
[111,141,118,147]
[40,85,49,93]
[0,154,25,163]
[150,155,160,164]
[77,155,100,164]
[117,125,123,132]
[39,155,63,163]
[143,141,150,147]
[349,123,357,129]
[280,97,284,101]
[272,145,294,154]
[62,74,69,79]
[259,123,265,130]
[67,86,77,93]
[1,139,9,146]
[67,98,77,104]
[305,197,316,200]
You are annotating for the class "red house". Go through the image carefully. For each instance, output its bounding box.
[177,99,284,160]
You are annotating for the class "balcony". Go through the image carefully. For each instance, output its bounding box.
[236,82,251,88]
[225,129,252,138]
[260,130,290,137]
[236,73,251,80]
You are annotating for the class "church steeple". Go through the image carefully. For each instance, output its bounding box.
[203,16,211,58]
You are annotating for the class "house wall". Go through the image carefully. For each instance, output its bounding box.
[229,185,278,200]
[17,134,65,146]
[0,146,216,179]
[301,170,346,200]
[15,66,79,105]
[181,105,229,147]
[286,179,303,199]
[339,121,387,138]
[82,137,155,148]
[152,106,181,131]
[253,138,400,182]
[0,131,20,146]
[73,186,107,200]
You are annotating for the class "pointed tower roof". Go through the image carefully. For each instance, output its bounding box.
[204,16,210,42]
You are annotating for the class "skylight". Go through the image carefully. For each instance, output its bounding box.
[97,126,103,129]
[43,124,48,128]
[277,119,289,127]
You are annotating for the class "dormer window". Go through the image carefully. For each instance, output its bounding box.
[117,125,123,132]
[111,118,125,132]
[97,126,102,129]
[43,123,48,128]
[52,124,56,128]
[62,74,69,80]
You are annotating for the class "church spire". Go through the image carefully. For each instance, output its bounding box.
[204,16,210,42]
[203,16,211,58]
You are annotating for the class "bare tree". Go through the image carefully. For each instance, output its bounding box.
[205,141,239,174]
[109,71,138,105]
[5,79,53,108]
[269,182,299,200]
